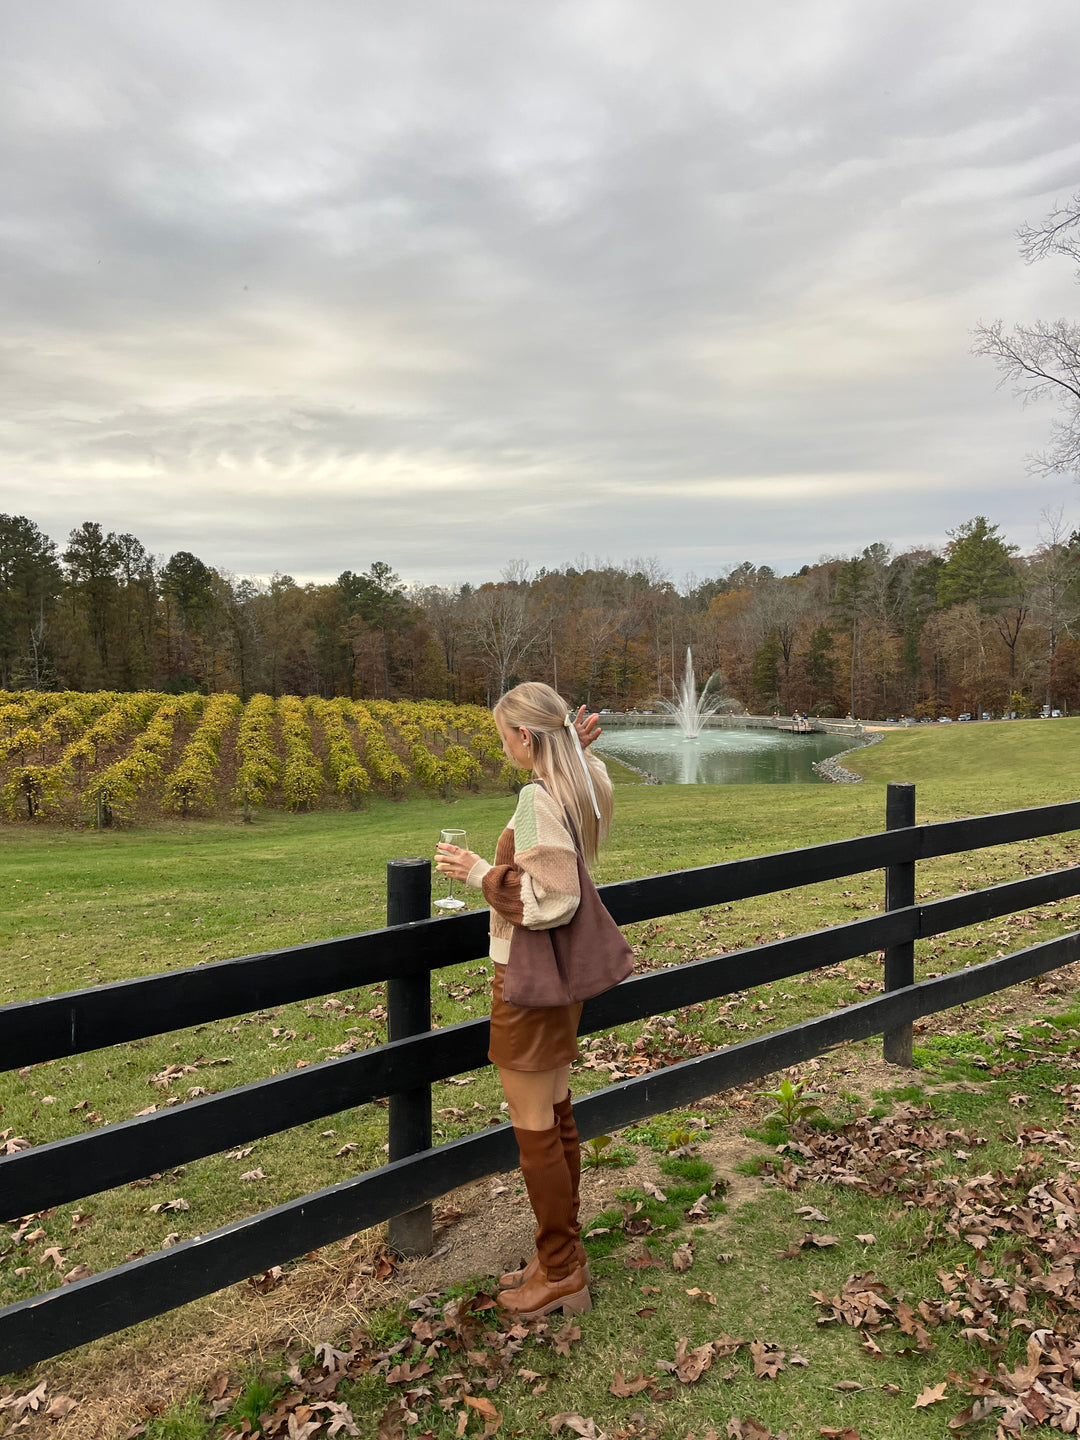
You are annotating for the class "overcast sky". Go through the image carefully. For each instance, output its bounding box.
[3,0,1080,588]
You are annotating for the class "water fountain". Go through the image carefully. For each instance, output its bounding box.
[658,647,724,738]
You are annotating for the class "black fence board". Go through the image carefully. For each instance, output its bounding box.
[0,1019,490,1221]
[7,864,1080,1218]
[582,928,1080,1135]
[0,917,491,1073]
[4,925,1077,1376]
[5,800,1080,1070]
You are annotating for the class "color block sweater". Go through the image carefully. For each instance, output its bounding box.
[465,782,580,965]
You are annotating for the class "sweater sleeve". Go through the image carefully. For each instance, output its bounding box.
[479,784,580,930]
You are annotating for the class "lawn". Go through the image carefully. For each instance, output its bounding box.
[3,718,1080,1436]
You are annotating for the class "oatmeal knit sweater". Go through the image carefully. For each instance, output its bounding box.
[465,782,580,965]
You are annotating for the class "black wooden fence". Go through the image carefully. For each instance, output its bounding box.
[3,784,1080,1375]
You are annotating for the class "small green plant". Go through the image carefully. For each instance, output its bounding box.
[659,1155,713,1183]
[583,1134,620,1168]
[666,1125,695,1151]
[757,1075,825,1128]
[225,1374,281,1431]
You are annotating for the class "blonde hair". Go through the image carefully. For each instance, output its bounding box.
[494,681,614,865]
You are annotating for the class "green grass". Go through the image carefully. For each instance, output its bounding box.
[5,721,1080,1429]
[74,1016,1080,1440]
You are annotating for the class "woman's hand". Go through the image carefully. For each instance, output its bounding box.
[573,705,602,749]
[435,842,482,882]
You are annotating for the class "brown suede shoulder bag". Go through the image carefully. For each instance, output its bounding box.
[501,799,634,1009]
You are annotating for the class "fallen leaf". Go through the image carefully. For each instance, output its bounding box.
[247,1267,282,1293]
[609,1371,652,1397]
[750,1341,785,1381]
[914,1382,947,1409]
[46,1397,78,1420]
[672,1242,694,1272]
[239,1167,267,1181]
[547,1414,608,1439]
[553,1323,582,1357]
[463,1394,500,1423]
[61,1264,93,1285]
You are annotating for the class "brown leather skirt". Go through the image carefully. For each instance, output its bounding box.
[487,964,583,1072]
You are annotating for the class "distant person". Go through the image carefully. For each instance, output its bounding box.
[436,684,610,1319]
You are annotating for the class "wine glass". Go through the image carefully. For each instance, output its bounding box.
[435,828,467,910]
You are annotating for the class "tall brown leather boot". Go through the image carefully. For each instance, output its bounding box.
[496,1122,591,1320]
[500,1095,589,1289]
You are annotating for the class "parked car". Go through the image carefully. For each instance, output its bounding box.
[958,713,972,722]
[938,716,952,723]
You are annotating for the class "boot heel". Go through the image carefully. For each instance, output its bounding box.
[561,1285,592,1315]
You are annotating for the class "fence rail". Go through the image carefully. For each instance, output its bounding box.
[6,799,1080,1070]
[2,786,1079,1374]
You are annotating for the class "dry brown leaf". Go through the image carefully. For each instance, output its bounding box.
[608,1371,652,1397]
[553,1323,582,1357]
[914,1382,947,1409]
[725,1419,782,1440]
[750,1341,785,1381]
[247,1266,282,1293]
[547,1414,608,1439]
[671,1242,694,1272]
[204,1373,230,1402]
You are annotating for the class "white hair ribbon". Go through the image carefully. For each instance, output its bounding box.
[565,713,601,820]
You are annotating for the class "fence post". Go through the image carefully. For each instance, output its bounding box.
[883,782,916,1066]
[386,857,434,1256]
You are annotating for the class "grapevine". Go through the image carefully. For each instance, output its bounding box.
[232,693,280,816]
[350,702,409,794]
[309,698,370,807]
[84,694,202,825]
[278,695,324,811]
[163,693,241,815]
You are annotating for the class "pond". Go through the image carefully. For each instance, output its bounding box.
[595,725,858,785]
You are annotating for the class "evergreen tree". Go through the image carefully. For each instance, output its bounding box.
[0,515,62,689]
[937,516,1018,612]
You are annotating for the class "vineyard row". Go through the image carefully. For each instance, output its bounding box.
[0,692,521,824]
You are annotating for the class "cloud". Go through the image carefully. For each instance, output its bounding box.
[2,0,1079,584]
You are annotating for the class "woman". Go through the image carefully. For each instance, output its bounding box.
[435,682,613,1320]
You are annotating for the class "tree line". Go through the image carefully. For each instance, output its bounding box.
[2,511,1079,720]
